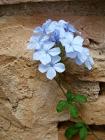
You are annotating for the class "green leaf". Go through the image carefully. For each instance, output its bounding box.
[74,94,87,103]
[79,126,88,140]
[66,90,75,103]
[75,122,85,129]
[69,104,78,118]
[56,100,68,112]
[65,126,79,139]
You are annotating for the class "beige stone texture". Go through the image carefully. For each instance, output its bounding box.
[0,3,105,139]
[80,96,105,125]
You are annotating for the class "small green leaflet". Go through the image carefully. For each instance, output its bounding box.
[65,123,88,140]
[66,90,75,103]
[65,126,79,139]
[56,100,68,112]
[56,90,88,140]
[74,94,87,103]
[79,126,88,140]
[69,104,78,118]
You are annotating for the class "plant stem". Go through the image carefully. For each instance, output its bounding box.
[55,77,104,140]
[54,77,66,97]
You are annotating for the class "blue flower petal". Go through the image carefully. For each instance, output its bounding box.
[73,45,83,53]
[49,47,61,56]
[66,52,77,59]
[40,52,51,65]
[54,63,65,73]
[77,48,89,63]
[42,19,52,32]
[58,20,68,27]
[65,44,73,53]
[33,26,43,34]
[27,42,41,50]
[50,29,60,42]
[73,36,84,46]
[65,32,74,42]
[43,41,55,51]
[59,28,66,39]
[45,21,58,34]
[60,32,74,46]
[68,24,77,33]
[40,35,49,43]
[46,67,56,80]
[51,56,61,64]
[75,57,83,65]
[33,51,41,60]
[29,35,41,43]
[38,64,49,73]
[85,56,94,70]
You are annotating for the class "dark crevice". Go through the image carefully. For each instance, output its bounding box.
[58,121,105,131]
[88,38,100,45]
[99,82,105,95]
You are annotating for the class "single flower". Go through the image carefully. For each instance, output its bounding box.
[76,48,90,64]
[33,41,61,65]
[38,56,65,80]
[58,20,77,33]
[84,56,94,70]
[60,33,84,56]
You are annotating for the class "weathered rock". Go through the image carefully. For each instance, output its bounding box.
[64,16,105,82]
[1,16,105,82]
[80,96,105,125]
[0,14,105,140]
[0,123,58,140]
[61,75,100,101]
[0,0,70,5]
[0,58,69,140]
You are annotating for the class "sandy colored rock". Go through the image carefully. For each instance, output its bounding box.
[1,16,105,82]
[61,76,100,101]
[80,96,105,125]
[0,14,105,140]
[0,123,58,140]
[0,58,69,140]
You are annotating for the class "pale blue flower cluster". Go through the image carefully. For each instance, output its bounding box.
[28,19,94,80]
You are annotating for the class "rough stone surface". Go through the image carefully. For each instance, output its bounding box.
[0,15,69,140]
[0,0,70,5]
[0,1,105,17]
[0,58,69,140]
[80,96,105,125]
[0,11,105,140]
[61,76,100,101]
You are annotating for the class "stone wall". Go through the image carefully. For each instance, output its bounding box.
[0,0,99,5]
[0,1,105,140]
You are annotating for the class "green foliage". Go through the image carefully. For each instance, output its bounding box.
[74,94,87,103]
[79,126,88,140]
[66,91,87,104]
[56,90,88,140]
[66,91,74,103]
[65,125,79,139]
[69,104,78,118]
[65,122,88,140]
[56,100,68,112]
[56,90,87,117]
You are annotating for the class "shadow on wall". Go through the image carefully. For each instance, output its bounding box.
[0,0,105,16]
